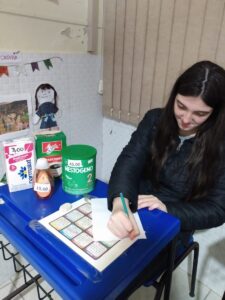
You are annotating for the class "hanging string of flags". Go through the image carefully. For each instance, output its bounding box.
[0,56,63,77]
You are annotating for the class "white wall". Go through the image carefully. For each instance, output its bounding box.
[0,0,103,54]
[101,117,136,182]
[102,117,225,297]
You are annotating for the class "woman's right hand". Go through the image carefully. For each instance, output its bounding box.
[107,197,140,240]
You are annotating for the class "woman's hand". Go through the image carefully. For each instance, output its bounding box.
[138,195,167,212]
[107,197,140,240]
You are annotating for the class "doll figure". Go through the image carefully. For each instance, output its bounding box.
[33,83,59,130]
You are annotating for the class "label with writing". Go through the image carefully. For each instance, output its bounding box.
[34,183,51,193]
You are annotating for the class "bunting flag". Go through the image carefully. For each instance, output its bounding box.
[0,66,9,77]
[44,58,53,69]
[31,62,39,72]
[0,56,62,78]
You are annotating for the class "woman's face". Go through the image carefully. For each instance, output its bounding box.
[174,94,213,136]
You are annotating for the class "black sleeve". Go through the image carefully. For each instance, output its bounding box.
[107,109,161,212]
[165,169,225,231]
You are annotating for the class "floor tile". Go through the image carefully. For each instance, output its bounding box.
[12,275,49,300]
[170,268,210,300]
[204,290,222,300]
[0,235,30,287]
[129,267,211,300]
[10,265,37,283]
[2,263,221,300]
[0,234,10,244]
[50,290,63,300]
[129,285,156,299]
[0,258,15,286]
[0,280,23,300]
[10,268,63,300]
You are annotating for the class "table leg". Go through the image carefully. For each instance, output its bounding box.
[163,235,178,300]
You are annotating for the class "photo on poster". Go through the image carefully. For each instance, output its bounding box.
[0,94,32,141]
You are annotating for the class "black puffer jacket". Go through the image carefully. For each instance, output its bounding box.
[108,108,225,232]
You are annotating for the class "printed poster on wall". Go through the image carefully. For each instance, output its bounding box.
[0,94,32,141]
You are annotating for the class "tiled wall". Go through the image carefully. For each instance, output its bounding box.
[102,117,225,297]
[0,52,103,180]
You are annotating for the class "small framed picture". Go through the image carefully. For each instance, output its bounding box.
[0,93,32,141]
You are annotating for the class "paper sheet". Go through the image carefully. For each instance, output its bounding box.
[91,197,146,241]
[39,197,146,272]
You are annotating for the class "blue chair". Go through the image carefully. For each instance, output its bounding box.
[144,239,199,300]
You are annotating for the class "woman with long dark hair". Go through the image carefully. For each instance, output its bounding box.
[107,60,225,246]
[108,61,225,286]
[107,60,225,297]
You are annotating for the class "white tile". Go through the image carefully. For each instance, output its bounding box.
[11,270,58,300]
[129,267,211,300]
[0,234,10,244]
[0,234,33,287]
[129,285,156,300]
[10,265,37,284]
[205,290,222,300]
[0,280,23,300]
[170,268,210,300]
[0,257,15,286]
[50,290,63,300]
[19,283,63,300]
[14,284,38,300]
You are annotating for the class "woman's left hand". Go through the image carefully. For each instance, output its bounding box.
[138,195,168,212]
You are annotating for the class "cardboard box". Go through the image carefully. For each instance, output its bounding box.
[35,131,66,178]
[3,138,35,192]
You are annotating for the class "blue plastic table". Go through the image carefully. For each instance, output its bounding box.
[0,179,180,300]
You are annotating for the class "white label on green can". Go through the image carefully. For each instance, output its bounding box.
[68,159,83,167]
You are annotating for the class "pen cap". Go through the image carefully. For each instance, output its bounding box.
[36,157,49,170]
